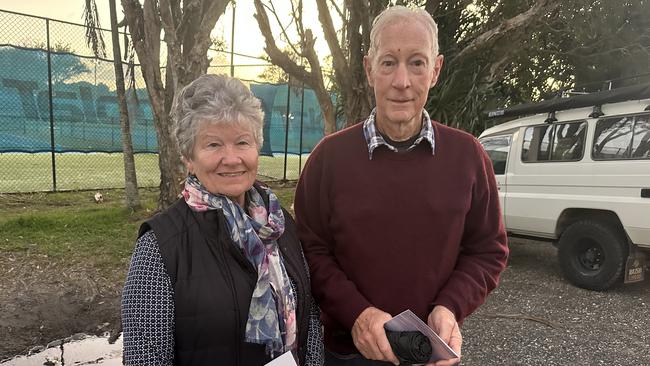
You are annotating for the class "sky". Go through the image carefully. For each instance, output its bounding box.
[0,0,338,80]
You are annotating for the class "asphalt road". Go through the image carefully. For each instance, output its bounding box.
[460,238,650,366]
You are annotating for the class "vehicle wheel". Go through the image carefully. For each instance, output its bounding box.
[557,220,628,291]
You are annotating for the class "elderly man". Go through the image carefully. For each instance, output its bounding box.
[294,5,509,366]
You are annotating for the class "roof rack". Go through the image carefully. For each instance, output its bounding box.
[485,82,650,119]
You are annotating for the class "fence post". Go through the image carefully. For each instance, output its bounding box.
[298,82,305,176]
[46,18,57,192]
[283,76,291,181]
[145,118,149,151]
[230,3,235,77]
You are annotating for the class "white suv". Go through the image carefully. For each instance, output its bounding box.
[479,94,650,291]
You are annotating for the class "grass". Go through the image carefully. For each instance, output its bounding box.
[0,189,159,268]
[0,186,297,269]
[0,152,308,193]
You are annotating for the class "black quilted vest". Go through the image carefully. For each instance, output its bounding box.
[139,195,311,366]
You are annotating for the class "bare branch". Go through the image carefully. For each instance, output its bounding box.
[329,0,345,20]
[261,0,303,58]
[477,52,511,85]
[197,1,230,45]
[315,0,350,86]
[158,0,182,89]
[531,41,650,60]
[302,29,324,80]
[254,0,311,84]
[187,1,230,68]
[289,0,305,40]
[454,0,560,63]
[121,0,161,70]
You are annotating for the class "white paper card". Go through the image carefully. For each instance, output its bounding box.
[264,351,298,366]
[384,309,459,363]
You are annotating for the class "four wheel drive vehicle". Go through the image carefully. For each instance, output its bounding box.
[479,84,650,291]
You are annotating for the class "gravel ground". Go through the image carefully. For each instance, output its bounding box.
[1,236,648,365]
[461,238,650,366]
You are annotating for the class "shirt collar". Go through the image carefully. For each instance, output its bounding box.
[362,108,436,160]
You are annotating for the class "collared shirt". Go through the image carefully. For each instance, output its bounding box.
[362,108,436,160]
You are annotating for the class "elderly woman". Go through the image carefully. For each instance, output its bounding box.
[121,74,323,366]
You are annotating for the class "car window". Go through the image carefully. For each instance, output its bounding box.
[551,122,587,161]
[522,125,553,162]
[631,115,650,158]
[593,113,650,160]
[593,116,633,159]
[522,121,586,162]
[480,135,511,175]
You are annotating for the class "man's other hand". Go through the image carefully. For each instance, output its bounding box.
[351,307,400,365]
[426,305,462,366]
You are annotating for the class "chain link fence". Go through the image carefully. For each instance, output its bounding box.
[0,9,331,193]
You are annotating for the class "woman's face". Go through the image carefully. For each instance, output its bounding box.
[185,121,259,206]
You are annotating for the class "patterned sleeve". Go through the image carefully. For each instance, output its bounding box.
[121,230,175,366]
[304,296,324,366]
[300,251,324,366]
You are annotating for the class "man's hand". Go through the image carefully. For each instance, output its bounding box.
[427,305,462,366]
[351,307,400,365]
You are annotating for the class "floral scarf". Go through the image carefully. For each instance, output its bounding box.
[182,175,297,356]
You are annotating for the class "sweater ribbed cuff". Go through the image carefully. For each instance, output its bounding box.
[431,298,461,322]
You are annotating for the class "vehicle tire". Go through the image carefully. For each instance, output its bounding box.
[557,220,628,291]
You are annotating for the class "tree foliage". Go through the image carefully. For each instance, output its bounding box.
[254,0,650,136]
[426,0,650,133]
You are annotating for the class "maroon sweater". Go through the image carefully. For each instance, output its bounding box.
[294,121,508,354]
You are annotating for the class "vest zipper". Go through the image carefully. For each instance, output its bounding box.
[207,214,244,366]
[278,224,309,363]
[219,227,243,366]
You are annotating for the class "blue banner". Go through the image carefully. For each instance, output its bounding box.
[0,45,330,155]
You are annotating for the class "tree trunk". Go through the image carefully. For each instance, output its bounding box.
[121,0,182,209]
[121,0,228,209]
[452,0,560,64]
[109,0,140,210]
[314,87,337,135]
[342,0,375,125]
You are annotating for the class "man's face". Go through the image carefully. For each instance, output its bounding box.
[364,20,443,130]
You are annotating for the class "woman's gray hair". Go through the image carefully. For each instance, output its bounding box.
[368,5,440,61]
[171,74,265,160]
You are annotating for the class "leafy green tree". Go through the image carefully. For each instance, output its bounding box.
[545,0,650,90]
[425,0,650,134]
